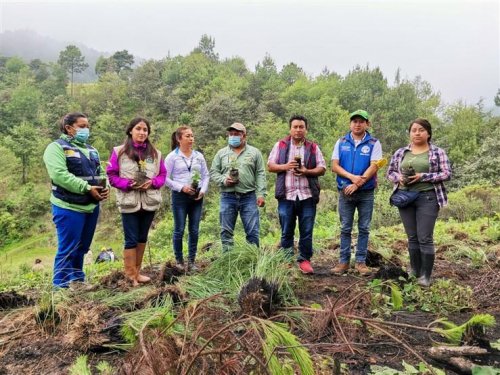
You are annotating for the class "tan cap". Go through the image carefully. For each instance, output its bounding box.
[226,122,246,134]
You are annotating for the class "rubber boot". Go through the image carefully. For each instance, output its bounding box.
[408,248,421,278]
[136,243,151,283]
[123,249,139,287]
[417,253,435,287]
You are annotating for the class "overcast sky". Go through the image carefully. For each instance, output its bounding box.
[1,0,499,107]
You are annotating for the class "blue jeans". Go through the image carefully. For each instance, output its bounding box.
[172,191,203,263]
[278,198,316,262]
[398,190,439,255]
[52,204,99,287]
[220,191,259,251]
[338,189,374,264]
[121,209,156,249]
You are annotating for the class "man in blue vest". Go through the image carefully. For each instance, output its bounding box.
[268,115,326,274]
[331,110,383,276]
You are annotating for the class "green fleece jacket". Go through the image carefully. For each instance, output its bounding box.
[43,134,105,213]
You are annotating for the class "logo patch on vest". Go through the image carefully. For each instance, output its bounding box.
[341,145,351,152]
[64,150,80,158]
[361,146,370,155]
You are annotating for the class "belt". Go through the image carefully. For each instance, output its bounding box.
[223,191,255,197]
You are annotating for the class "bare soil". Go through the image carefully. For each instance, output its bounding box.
[0,243,498,374]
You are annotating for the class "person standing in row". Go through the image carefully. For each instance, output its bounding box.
[268,115,326,274]
[164,126,209,271]
[43,112,108,288]
[210,123,266,252]
[107,117,166,286]
[387,118,451,287]
[331,110,383,276]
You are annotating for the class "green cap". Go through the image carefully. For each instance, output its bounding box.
[349,109,370,121]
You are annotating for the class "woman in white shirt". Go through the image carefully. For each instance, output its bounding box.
[164,126,209,271]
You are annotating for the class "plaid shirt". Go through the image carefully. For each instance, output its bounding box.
[387,143,451,207]
[268,141,326,201]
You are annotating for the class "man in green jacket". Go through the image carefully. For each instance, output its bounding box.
[210,123,266,251]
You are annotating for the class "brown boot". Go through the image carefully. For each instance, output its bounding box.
[355,262,372,276]
[136,243,151,283]
[123,249,139,286]
[331,263,349,275]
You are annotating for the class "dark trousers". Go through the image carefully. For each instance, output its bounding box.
[172,191,203,263]
[121,209,156,249]
[220,191,259,252]
[398,190,439,255]
[278,197,316,262]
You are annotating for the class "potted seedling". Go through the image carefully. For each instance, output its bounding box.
[135,160,148,185]
[401,166,416,186]
[229,157,239,184]
[294,154,302,171]
[190,170,201,199]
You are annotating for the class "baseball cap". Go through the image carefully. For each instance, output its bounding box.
[349,110,370,121]
[226,122,246,133]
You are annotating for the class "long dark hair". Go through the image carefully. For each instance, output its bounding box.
[60,112,87,134]
[118,117,158,162]
[171,125,192,151]
[409,118,432,141]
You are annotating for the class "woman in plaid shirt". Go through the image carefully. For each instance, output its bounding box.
[387,118,451,287]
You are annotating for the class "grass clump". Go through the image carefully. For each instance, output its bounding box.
[180,242,296,306]
[253,318,314,375]
[120,295,177,344]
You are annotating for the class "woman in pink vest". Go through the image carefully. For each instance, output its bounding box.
[107,117,166,286]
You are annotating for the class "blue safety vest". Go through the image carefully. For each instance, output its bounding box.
[336,132,378,190]
[51,139,101,205]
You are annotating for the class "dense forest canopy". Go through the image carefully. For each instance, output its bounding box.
[0,36,499,247]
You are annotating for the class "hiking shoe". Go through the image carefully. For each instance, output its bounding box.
[298,260,314,274]
[355,262,372,276]
[331,263,349,275]
[187,262,199,272]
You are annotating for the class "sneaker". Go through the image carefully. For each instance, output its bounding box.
[331,263,349,275]
[187,262,199,272]
[298,260,314,274]
[355,262,372,276]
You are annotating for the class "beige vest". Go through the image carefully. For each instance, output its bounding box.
[113,145,163,213]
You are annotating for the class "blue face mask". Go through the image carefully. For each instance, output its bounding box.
[228,135,241,147]
[74,128,90,143]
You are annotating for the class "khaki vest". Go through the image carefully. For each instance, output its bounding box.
[113,145,163,213]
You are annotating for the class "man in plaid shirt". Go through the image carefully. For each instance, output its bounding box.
[268,115,326,274]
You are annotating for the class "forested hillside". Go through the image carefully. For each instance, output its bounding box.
[0,36,498,374]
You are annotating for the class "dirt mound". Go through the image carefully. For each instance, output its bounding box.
[100,270,133,291]
[238,277,280,318]
[365,250,384,267]
[0,291,34,310]
[159,262,184,284]
[373,266,409,281]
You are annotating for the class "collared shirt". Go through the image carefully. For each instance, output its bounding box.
[210,144,267,198]
[387,143,451,207]
[164,148,209,193]
[268,141,326,201]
